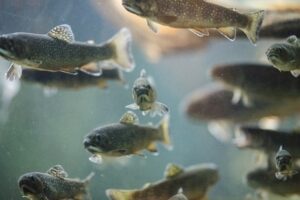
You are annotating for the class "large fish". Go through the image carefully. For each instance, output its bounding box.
[106,163,219,200]
[0,24,134,80]
[122,0,264,44]
[18,165,94,200]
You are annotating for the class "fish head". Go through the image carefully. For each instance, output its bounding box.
[18,173,44,197]
[276,152,292,171]
[266,44,296,71]
[133,81,155,111]
[122,0,158,17]
[84,129,113,155]
[0,33,26,61]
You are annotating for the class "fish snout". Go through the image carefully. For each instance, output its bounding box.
[83,138,92,149]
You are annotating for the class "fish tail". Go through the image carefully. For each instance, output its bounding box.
[158,114,172,149]
[106,189,135,200]
[83,172,95,185]
[109,28,135,72]
[241,10,264,44]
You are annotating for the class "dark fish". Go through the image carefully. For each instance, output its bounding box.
[106,163,219,200]
[126,69,168,117]
[211,63,300,105]
[235,126,300,159]
[247,167,300,196]
[18,165,94,200]
[21,67,124,90]
[122,0,264,44]
[83,111,171,163]
[275,146,298,181]
[0,24,134,80]
[266,35,300,77]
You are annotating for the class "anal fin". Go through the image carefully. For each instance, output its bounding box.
[80,62,102,76]
[217,27,236,41]
[5,63,22,80]
[147,19,159,33]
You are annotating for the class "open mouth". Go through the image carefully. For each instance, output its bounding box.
[86,145,102,154]
[122,3,143,15]
[21,185,36,195]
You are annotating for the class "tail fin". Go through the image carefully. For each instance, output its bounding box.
[106,189,135,200]
[241,10,264,45]
[157,114,172,149]
[109,28,135,72]
[83,172,95,185]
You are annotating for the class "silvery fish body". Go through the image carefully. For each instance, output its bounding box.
[106,163,219,200]
[122,0,264,44]
[18,165,94,200]
[0,24,134,80]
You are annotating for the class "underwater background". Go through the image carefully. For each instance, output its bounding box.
[0,0,298,199]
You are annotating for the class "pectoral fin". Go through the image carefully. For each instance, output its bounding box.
[217,27,236,41]
[47,165,68,179]
[80,62,102,76]
[147,143,158,153]
[119,111,139,124]
[147,19,159,33]
[5,63,22,81]
[126,103,140,110]
[189,28,209,37]
[291,70,300,77]
[48,24,75,43]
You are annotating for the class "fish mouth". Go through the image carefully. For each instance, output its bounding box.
[20,184,37,195]
[85,145,103,154]
[122,2,143,15]
[0,48,15,60]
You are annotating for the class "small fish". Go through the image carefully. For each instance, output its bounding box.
[168,189,189,200]
[247,167,300,196]
[21,67,124,90]
[275,146,298,181]
[83,111,171,163]
[126,69,168,117]
[122,0,264,44]
[235,126,300,159]
[18,165,94,200]
[0,24,135,80]
[106,163,219,200]
[266,35,300,77]
[211,63,300,106]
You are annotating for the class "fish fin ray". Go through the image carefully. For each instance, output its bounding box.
[106,189,135,200]
[109,28,135,71]
[189,28,209,37]
[80,62,102,76]
[147,19,159,33]
[240,10,264,45]
[5,63,22,81]
[164,163,184,179]
[119,111,139,124]
[149,102,169,117]
[46,165,68,178]
[216,27,236,41]
[48,24,75,43]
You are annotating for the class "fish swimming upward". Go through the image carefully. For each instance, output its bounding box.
[0,24,135,80]
[18,165,94,200]
[122,0,264,44]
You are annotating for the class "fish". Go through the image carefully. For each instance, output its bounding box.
[211,63,300,106]
[235,126,300,159]
[266,35,300,77]
[126,69,168,117]
[275,146,298,181]
[83,111,171,163]
[122,0,264,44]
[18,165,94,200]
[0,24,135,80]
[106,163,219,200]
[247,167,300,196]
[21,67,124,90]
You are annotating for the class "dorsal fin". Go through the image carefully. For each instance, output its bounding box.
[47,165,68,178]
[164,163,184,179]
[48,24,75,43]
[120,111,139,124]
